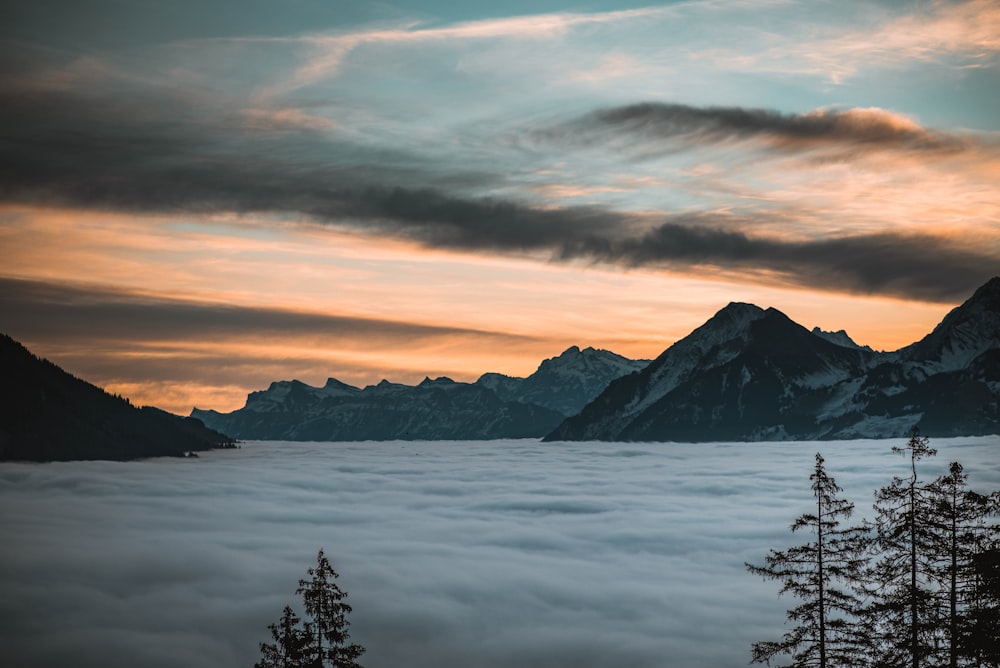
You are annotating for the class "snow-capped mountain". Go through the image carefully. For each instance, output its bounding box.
[476,345,648,416]
[191,346,647,441]
[811,327,873,351]
[546,277,1000,442]
[193,278,999,443]
[192,376,566,441]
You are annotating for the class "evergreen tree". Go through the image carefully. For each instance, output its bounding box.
[747,453,868,667]
[867,428,940,668]
[256,605,313,668]
[925,463,999,667]
[255,550,365,668]
[296,549,365,668]
[964,495,1000,667]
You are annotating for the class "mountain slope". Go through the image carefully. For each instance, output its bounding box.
[0,334,236,461]
[546,304,876,441]
[546,277,1000,442]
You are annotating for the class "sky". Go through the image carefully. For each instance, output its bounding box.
[2,0,999,414]
[1,437,998,667]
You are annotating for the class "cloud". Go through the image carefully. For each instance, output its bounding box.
[0,277,535,346]
[544,103,968,155]
[243,6,672,95]
[1,438,997,667]
[810,0,1000,80]
[562,222,996,303]
[689,0,1000,83]
[0,52,995,304]
[0,276,552,412]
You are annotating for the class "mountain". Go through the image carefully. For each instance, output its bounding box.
[811,327,873,351]
[546,277,1000,442]
[192,346,647,441]
[193,376,566,441]
[475,345,648,415]
[0,334,236,461]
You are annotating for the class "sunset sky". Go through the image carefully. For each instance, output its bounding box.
[2,0,998,415]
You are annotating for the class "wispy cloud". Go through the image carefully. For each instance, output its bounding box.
[554,103,967,154]
[696,0,1000,83]
[225,6,672,97]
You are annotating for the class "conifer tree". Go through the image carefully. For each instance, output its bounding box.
[296,549,365,668]
[867,428,939,668]
[963,494,1000,667]
[256,549,365,668]
[925,462,998,667]
[747,453,868,667]
[256,605,313,668]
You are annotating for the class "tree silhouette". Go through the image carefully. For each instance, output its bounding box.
[256,550,365,668]
[867,428,940,668]
[925,462,999,667]
[255,605,312,668]
[751,432,1000,668]
[967,539,1000,666]
[747,453,868,667]
[296,549,365,668]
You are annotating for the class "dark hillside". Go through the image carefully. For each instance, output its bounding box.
[0,334,235,461]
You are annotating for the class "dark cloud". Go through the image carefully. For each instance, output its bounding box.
[1,438,996,668]
[0,277,538,347]
[546,102,968,153]
[565,222,996,303]
[0,64,993,303]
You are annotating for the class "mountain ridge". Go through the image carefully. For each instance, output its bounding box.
[192,277,999,443]
[545,276,1000,442]
[192,345,646,441]
[0,334,236,461]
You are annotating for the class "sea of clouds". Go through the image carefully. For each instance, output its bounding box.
[1,437,998,668]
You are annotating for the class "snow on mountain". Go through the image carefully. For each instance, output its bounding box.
[242,378,361,413]
[511,345,648,416]
[194,277,1000,443]
[898,277,1000,373]
[810,327,873,351]
[192,347,647,441]
[545,302,774,441]
[547,277,1000,442]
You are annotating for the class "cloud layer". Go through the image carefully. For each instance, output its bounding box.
[0,73,994,302]
[1,437,998,667]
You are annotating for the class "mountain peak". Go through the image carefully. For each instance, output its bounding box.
[811,327,871,351]
[418,376,456,387]
[324,377,358,390]
[680,301,766,351]
[900,275,1000,370]
[969,275,1000,308]
[712,301,767,328]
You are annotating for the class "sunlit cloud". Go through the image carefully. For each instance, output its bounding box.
[240,107,337,133]
[2,0,996,413]
[696,0,1000,83]
[541,103,970,155]
[243,6,673,96]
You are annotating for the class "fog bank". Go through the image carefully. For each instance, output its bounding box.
[1,437,998,667]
